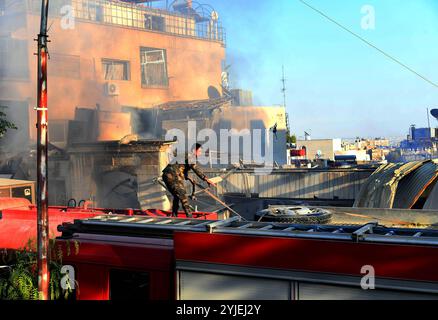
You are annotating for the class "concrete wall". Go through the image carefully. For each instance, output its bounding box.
[68,141,173,210]
[296,139,342,161]
[335,150,371,161]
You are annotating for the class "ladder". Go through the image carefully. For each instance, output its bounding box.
[58,215,438,246]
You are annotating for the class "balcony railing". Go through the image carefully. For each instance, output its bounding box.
[26,0,226,45]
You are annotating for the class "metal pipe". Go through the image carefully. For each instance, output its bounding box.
[36,0,50,301]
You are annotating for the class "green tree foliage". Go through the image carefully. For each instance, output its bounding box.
[286,132,297,144]
[0,239,79,300]
[0,106,17,138]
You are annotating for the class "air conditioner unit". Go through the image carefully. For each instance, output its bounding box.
[104,82,120,96]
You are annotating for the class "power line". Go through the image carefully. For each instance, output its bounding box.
[298,0,438,88]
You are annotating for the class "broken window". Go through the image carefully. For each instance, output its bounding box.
[140,47,168,87]
[102,59,130,81]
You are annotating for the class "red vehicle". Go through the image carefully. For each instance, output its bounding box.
[1,198,438,300]
[55,215,438,300]
[0,198,218,250]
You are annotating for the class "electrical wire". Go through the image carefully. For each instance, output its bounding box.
[299,0,438,88]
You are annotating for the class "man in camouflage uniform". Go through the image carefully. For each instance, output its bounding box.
[162,143,213,217]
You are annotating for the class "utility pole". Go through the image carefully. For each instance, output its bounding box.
[36,0,50,300]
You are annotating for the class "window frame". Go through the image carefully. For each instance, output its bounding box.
[140,47,169,88]
[101,58,131,81]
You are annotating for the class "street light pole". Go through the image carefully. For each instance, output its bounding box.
[36,0,50,300]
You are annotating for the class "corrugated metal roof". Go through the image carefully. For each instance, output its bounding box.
[354,163,401,208]
[423,163,438,210]
[393,161,438,209]
[354,161,426,208]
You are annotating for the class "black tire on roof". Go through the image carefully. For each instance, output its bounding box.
[257,213,332,224]
[255,208,333,224]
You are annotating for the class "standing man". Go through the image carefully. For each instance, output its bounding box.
[162,143,214,217]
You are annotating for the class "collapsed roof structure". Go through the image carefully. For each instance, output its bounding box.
[354,160,438,210]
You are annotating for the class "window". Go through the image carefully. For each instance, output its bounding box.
[84,1,103,22]
[144,14,165,32]
[140,47,168,87]
[102,59,130,81]
[110,269,149,300]
[179,271,291,300]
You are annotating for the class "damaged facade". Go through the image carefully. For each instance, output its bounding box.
[0,0,287,208]
[1,0,226,145]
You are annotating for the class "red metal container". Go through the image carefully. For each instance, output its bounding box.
[290,149,306,157]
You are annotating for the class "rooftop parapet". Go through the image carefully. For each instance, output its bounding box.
[24,0,225,45]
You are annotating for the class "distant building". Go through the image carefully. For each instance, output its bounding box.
[296,139,342,161]
[396,124,438,162]
[342,138,390,151]
[402,125,437,149]
[340,137,391,162]
[230,89,253,106]
[335,150,370,162]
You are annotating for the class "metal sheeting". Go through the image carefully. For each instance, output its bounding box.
[424,182,438,210]
[355,161,438,209]
[211,169,373,200]
[393,161,438,209]
[353,163,399,208]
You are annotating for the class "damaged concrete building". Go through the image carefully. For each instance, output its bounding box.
[0,0,288,209]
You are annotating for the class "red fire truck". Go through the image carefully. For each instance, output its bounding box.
[1,199,438,300]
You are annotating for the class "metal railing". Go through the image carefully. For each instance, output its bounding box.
[26,0,226,45]
[59,215,438,246]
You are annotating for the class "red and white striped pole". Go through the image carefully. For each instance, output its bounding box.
[36,0,50,300]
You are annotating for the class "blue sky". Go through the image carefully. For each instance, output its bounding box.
[203,0,438,139]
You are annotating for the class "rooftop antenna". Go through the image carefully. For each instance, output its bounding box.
[281,65,287,109]
[304,131,311,141]
[281,65,291,136]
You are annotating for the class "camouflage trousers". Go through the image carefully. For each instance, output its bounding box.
[162,172,193,217]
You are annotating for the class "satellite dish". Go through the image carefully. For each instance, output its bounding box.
[207,86,221,100]
[431,109,438,121]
